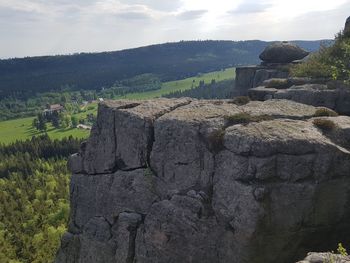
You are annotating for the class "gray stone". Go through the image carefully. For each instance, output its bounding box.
[297,252,350,263]
[235,65,289,96]
[346,16,350,33]
[259,42,309,63]
[69,169,159,229]
[253,68,289,87]
[113,212,142,263]
[71,98,192,174]
[249,84,350,115]
[56,99,350,263]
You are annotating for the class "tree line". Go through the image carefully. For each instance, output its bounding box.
[163,79,236,99]
[0,40,325,97]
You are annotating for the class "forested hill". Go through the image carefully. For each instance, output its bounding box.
[0,40,330,96]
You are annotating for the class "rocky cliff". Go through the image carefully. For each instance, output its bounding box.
[249,79,350,115]
[56,98,350,263]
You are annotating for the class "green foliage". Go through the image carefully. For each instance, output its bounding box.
[291,31,350,82]
[337,243,348,256]
[163,79,235,99]
[0,136,80,262]
[0,165,69,263]
[290,48,333,79]
[0,134,82,178]
[314,108,339,117]
[313,118,336,131]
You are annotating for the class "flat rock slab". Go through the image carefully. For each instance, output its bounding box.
[249,84,350,115]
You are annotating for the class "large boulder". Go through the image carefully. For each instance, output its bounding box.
[259,42,309,63]
[56,99,350,263]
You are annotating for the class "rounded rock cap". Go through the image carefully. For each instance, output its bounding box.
[346,16,350,30]
[259,41,309,63]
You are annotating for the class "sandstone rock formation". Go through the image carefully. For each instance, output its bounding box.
[259,42,309,63]
[56,98,350,263]
[235,42,308,95]
[235,65,289,95]
[297,252,350,263]
[345,16,350,33]
[249,81,350,115]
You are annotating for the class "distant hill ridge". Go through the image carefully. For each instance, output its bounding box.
[0,40,331,96]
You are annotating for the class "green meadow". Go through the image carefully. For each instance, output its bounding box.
[115,67,235,100]
[0,117,90,145]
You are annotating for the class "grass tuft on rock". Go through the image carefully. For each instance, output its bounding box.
[207,129,226,153]
[313,118,336,131]
[314,108,339,117]
[225,113,273,126]
[230,96,251,106]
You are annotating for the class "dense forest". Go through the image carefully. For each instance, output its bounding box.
[163,79,235,99]
[0,40,329,97]
[0,135,83,263]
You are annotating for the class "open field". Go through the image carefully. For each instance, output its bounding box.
[115,67,235,99]
[0,117,90,145]
[0,68,235,144]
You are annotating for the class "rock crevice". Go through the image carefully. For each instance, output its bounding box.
[57,98,350,263]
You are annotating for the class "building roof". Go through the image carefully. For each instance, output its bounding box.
[49,104,64,110]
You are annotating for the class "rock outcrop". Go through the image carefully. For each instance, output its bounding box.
[235,41,308,95]
[345,16,350,34]
[297,252,350,263]
[259,42,309,63]
[249,81,350,115]
[56,98,350,263]
[235,65,290,95]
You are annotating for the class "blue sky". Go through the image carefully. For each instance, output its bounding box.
[0,0,349,58]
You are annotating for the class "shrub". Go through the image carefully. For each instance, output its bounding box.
[291,31,350,83]
[313,118,336,131]
[225,113,272,126]
[313,108,339,117]
[207,129,225,153]
[290,49,333,79]
[337,243,348,256]
[230,96,250,106]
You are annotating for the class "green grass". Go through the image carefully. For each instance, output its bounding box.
[115,67,235,99]
[0,117,90,145]
[0,67,235,144]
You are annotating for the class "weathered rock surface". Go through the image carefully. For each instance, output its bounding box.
[345,16,350,33]
[297,252,350,263]
[249,83,350,115]
[235,65,290,95]
[259,42,309,63]
[56,98,350,263]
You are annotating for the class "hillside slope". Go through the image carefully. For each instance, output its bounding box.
[0,40,329,96]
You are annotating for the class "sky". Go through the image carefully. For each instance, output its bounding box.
[0,0,349,58]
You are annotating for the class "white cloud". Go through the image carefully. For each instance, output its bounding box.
[176,10,207,20]
[0,0,349,58]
